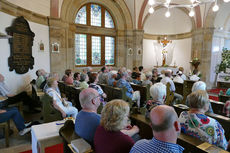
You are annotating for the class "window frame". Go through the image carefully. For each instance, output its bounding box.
[74,3,116,67]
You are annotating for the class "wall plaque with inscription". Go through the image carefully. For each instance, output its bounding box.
[6,16,35,74]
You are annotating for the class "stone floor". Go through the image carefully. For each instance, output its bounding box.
[0,109,43,152]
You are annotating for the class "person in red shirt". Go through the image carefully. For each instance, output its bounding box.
[94,100,139,153]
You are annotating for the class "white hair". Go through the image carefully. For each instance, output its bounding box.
[192,81,206,92]
[150,82,166,102]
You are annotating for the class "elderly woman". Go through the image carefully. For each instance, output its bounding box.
[64,69,73,85]
[94,100,139,153]
[46,77,78,118]
[179,90,230,150]
[79,73,89,89]
[89,73,107,101]
[142,72,153,86]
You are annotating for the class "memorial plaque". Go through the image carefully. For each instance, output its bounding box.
[6,16,35,74]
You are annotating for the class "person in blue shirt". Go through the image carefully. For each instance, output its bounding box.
[130,105,184,153]
[226,88,230,96]
[117,72,141,107]
[75,88,101,146]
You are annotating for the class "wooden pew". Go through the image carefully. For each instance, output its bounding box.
[174,82,184,96]
[131,84,150,106]
[130,114,229,153]
[165,83,174,105]
[219,95,230,103]
[209,100,225,116]
[182,80,196,104]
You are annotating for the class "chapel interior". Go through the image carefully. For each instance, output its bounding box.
[0,0,230,152]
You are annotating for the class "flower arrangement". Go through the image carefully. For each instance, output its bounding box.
[215,48,230,73]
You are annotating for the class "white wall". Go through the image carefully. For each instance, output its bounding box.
[0,12,50,93]
[144,8,192,35]
[143,38,192,75]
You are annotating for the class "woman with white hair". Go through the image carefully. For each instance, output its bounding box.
[94,100,139,153]
[179,90,230,150]
[146,83,166,112]
[142,72,153,86]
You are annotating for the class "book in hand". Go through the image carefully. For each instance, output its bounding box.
[71,138,91,153]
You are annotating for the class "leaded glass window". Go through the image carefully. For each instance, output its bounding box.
[105,10,114,28]
[91,4,101,26]
[75,34,87,65]
[75,6,87,24]
[74,4,115,66]
[105,37,115,65]
[92,36,101,65]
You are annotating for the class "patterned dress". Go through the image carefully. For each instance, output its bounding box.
[179,111,228,150]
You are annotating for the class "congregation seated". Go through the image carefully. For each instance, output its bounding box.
[179,90,230,150]
[82,67,92,77]
[132,73,141,85]
[117,72,141,107]
[189,69,200,81]
[179,67,187,80]
[88,73,107,102]
[151,68,159,84]
[63,69,73,85]
[0,107,31,136]
[35,69,47,89]
[0,73,38,113]
[73,72,80,87]
[79,73,89,89]
[131,67,139,80]
[43,72,60,94]
[94,100,139,153]
[108,73,117,87]
[126,69,133,82]
[146,83,166,113]
[46,77,78,118]
[173,71,184,84]
[142,72,152,86]
[62,69,70,82]
[139,66,146,81]
[188,81,214,113]
[98,66,108,84]
[75,88,101,146]
[226,88,230,96]
[130,105,184,153]
[161,70,183,104]
[223,100,230,117]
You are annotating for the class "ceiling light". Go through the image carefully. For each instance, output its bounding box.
[166,0,171,4]
[189,8,195,17]
[148,0,155,6]
[212,4,219,12]
[223,0,230,2]
[165,10,171,18]
[149,7,155,14]
[190,0,196,3]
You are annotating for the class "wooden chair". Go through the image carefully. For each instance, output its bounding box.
[182,80,196,104]
[219,95,230,103]
[174,82,184,96]
[0,121,10,147]
[40,94,62,123]
[165,83,174,106]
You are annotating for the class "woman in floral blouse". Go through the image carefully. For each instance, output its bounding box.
[179,90,229,150]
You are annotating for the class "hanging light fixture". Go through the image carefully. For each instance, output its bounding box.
[148,0,228,18]
[165,8,171,18]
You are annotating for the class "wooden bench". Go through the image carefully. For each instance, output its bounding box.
[175,82,184,96]
[131,84,150,105]
[209,100,225,116]
[130,114,229,153]
[219,95,230,103]
[182,80,196,104]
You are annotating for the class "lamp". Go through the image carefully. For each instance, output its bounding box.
[148,0,229,18]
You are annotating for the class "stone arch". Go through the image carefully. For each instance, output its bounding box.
[60,0,133,30]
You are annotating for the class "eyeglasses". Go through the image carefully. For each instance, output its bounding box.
[93,95,101,101]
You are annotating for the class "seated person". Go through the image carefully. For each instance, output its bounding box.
[139,66,146,81]
[223,100,230,117]
[117,72,141,107]
[146,83,166,113]
[73,72,80,87]
[79,73,89,89]
[0,73,38,112]
[89,73,107,102]
[173,71,184,84]
[132,73,141,85]
[35,69,46,89]
[46,77,78,118]
[0,107,31,136]
[75,88,101,146]
[142,72,152,86]
[179,67,187,80]
[64,69,73,85]
[130,105,184,153]
[43,72,60,94]
[62,69,71,82]
[108,73,117,87]
[131,67,139,80]
[94,100,139,153]
[151,68,159,83]
[126,69,133,82]
[179,90,230,150]
[161,70,183,104]
[98,67,108,84]
[188,81,213,113]
[190,69,200,81]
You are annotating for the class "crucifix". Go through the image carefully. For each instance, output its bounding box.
[158,37,172,66]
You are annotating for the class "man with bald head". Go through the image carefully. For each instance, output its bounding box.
[75,88,101,146]
[130,105,184,153]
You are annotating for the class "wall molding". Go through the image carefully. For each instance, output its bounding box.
[144,32,192,40]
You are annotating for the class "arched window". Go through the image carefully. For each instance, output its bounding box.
[75,4,116,66]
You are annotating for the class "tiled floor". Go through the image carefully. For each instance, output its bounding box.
[0,109,43,152]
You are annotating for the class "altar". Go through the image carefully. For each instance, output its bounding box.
[217,73,230,88]
[155,67,178,75]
